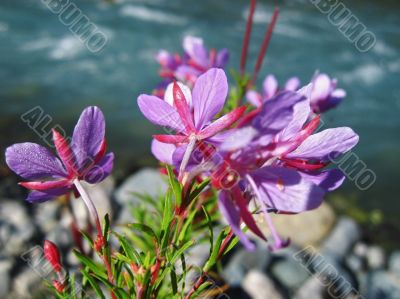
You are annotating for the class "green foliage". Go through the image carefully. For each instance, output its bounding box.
[49,171,236,298]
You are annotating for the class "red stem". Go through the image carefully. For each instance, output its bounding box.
[251,6,279,84]
[240,0,257,74]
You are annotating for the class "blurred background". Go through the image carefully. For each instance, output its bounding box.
[0,0,399,298]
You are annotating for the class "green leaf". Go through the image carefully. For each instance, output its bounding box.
[166,165,182,206]
[201,206,214,256]
[128,223,159,245]
[170,269,178,294]
[203,229,227,272]
[103,213,111,242]
[188,179,210,202]
[170,240,195,265]
[112,232,142,264]
[81,269,105,299]
[73,250,108,280]
[80,230,94,248]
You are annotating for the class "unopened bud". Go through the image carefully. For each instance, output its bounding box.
[44,240,62,273]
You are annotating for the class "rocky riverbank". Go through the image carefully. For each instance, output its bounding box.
[0,168,399,298]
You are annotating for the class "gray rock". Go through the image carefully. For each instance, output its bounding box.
[366,270,400,299]
[46,226,71,249]
[114,168,167,205]
[242,270,284,299]
[321,217,361,260]
[366,246,385,270]
[222,247,272,286]
[271,257,310,291]
[346,254,364,273]
[388,251,400,278]
[309,254,358,299]
[0,200,35,256]
[12,267,44,298]
[34,200,60,234]
[354,242,368,258]
[0,259,13,297]
[293,277,324,299]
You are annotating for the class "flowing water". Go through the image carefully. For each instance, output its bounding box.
[0,0,399,231]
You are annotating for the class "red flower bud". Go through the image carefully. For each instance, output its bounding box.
[52,280,65,293]
[44,240,62,273]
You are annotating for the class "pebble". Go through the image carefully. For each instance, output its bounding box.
[0,259,13,297]
[12,267,44,298]
[114,168,167,205]
[0,200,34,256]
[366,270,400,299]
[222,247,272,286]
[321,217,361,260]
[366,246,385,270]
[293,276,324,299]
[256,203,336,248]
[242,270,284,299]
[388,251,400,277]
[271,257,310,291]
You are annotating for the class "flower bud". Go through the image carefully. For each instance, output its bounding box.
[44,240,62,273]
[52,280,65,293]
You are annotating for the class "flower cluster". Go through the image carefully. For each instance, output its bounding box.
[154,36,229,97]
[139,67,358,251]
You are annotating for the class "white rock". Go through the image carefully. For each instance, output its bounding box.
[0,259,13,297]
[242,270,284,299]
[293,276,324,299]
[114,168,167,205]
[0,200,34,256]
[366,246,385,270]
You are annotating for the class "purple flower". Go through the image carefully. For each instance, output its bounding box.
[213,90,358,250]
[154,36,229,96]
[5,106,114,203]
[306,73,346,113]
[138,68,245,173]
[246,74,300,108]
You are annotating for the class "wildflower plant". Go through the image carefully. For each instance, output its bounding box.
[5,1,358,298]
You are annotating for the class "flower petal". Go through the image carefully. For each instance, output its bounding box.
[172,81,195,132]
[151,139,176,165]
[198,106,246,140]
[253,91,305,135]
[192,68,228,129]
[299,169,345,192]
[137,94,185,133]
[277,97,311,142]
[251,167,325,213]
[311,74,332,102]
[164,82,192,108]
[83,152,114,184]
[26,187,70,204]
[216,48,229,68]
[246,90,263,108]
[218,190,255,251]
[285,77,300,91]
[71,106,105,172]
[52,129,77,176]
[286,127,359,161]
[19,179,71,191]
[5,143,67,180]
[183,36,208,68]
[153,134,188,144]
[263,75,278,99]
